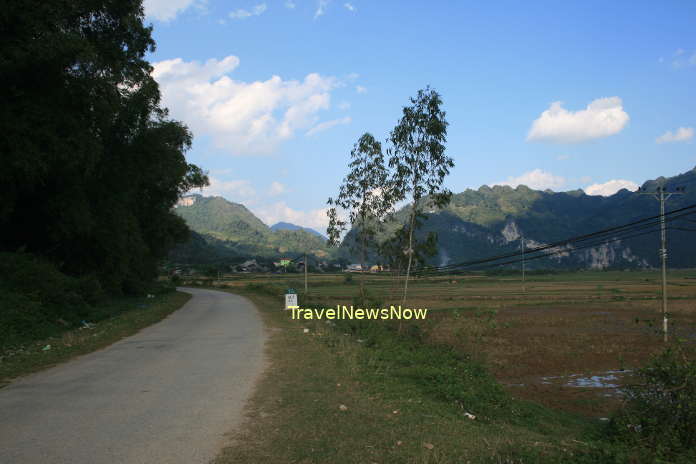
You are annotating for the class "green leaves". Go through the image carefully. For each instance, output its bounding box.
[386,87,453,301]
[0,1,208,294]
[327,133,395,250]
[327,88,454,288]
[388,86,453,206]
[610,344,696,460]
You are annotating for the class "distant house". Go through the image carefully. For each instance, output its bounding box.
[236,259,266,273]
[273,258,293,272]
[317,261,329,271]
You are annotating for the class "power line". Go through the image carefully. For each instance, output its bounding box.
[425,207,687,273]
[416,203,696,276]
[463,226,663,271]
[436,210,696,274]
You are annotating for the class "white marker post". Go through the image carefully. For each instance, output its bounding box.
[285,288,298,310]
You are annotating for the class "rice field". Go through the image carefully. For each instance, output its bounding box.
[201,269,696,417]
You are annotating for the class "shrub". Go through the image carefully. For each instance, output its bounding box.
[610,343,696,461]
[0,291,53,348]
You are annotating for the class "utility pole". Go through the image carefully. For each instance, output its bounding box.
[304,252,308,295]
[521,232,526,294]
[637,185,685,342]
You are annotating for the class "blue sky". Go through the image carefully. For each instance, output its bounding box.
[144,0,696,230]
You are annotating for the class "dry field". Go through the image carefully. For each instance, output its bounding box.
[205,269,696,418]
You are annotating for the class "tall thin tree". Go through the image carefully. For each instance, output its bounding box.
[388,86,453,305]
[327,133,393,302]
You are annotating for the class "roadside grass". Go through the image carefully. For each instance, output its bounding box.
[208,270,696,418]
[0,290,191,387]
[212,285,620,463]
[197,270,696,462]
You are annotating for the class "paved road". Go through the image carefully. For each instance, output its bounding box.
[0,288,265,464]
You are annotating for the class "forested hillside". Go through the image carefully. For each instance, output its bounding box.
[347,167,696,269]
[170,195,332,265]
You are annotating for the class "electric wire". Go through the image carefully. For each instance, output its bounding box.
[413,204,696,276]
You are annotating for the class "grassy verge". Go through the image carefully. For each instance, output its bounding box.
[211,284,620,463]
[0,290,191,387]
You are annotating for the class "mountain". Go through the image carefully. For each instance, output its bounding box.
[171,195,332,264]
[171,167,696,270]
[167,230,242,266]
[271,222,326,239]
[350,166,696,269]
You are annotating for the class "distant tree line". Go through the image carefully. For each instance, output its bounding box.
[0,0,208,294]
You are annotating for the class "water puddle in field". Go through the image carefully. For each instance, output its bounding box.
[538,370,631,395]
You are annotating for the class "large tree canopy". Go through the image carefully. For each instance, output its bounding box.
[0,0,208,293]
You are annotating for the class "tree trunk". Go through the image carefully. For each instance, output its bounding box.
[360,225,367,304]
[401,202,417,306]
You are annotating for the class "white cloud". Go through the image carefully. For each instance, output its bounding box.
[493,169,566,191]
[355,85,367,94]
[229,3,267,19]
[284,0,296,8]
[344,2,356,11]
[338,101,351,110]
[556,153,571,161]
[584,179,638,196]
[671,49,696,68]
[201,177,256,200]
[143,0,204,21]
[346,72,359,80]
[527,97,629,143]
[152,55,340,155]
[656,127,694,144]
[314,0,329,19]
[255,201,330,231]
[268,181,287,196]
[306,116,351,136]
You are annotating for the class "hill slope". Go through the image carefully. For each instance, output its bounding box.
[271,222,326,239]
[171,195,331,264]
[357,166,696,269]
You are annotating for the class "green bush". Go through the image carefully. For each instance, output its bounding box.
[0,252,179,350]
[0,253,93,348]
[610,344,696,461]
[0,291,53,348]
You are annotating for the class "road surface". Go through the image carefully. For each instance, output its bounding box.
[0,287,266,464]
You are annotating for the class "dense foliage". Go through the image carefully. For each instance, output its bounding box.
[0,0,207,293]
[1,253,102,349]
[610,344,696,461]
